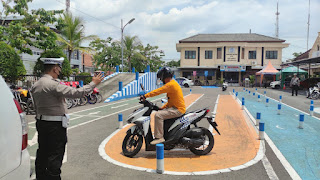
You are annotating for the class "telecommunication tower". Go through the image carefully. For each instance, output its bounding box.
[66,0,70,13]
[275,0,280,38]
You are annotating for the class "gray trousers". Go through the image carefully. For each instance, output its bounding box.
[154,107,183,139]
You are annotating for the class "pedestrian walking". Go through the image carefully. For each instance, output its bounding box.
[31,57,104,180]
[290,73,300,96]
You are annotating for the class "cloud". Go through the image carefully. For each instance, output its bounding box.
[13,0,320,61]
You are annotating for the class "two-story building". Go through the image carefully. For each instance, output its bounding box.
[176,33,289,85]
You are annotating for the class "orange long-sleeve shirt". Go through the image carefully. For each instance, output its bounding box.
[144,79,186,114]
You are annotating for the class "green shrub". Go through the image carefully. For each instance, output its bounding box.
[0,41,26,82]
[77,72,92,84]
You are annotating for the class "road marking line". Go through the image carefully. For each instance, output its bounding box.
[28,132,38,146]
[262,155,279,180]
[111,104,128,109]
[209,94,220,132]
[88,111,101,115]
[67,97,164,130]
[63,145,67,163]
[236,91,302,180]
[28,98,138,125]
[99,94,264,175]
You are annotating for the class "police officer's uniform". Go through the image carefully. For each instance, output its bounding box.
[31,57,97,180]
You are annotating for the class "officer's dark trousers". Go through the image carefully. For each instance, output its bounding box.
[36,120,67,180]
[292,85,299,96]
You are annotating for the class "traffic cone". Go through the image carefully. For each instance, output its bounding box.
[283,84,286,90]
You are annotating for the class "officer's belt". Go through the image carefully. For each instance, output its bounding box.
[36,114,64,121]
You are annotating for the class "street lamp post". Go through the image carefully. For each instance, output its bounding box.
[121,18,135,72]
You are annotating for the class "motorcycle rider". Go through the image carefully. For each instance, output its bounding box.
[140,67,186,145]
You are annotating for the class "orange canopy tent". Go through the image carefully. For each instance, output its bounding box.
[255,61,279,85]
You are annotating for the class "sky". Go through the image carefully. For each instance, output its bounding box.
[6,0,320,62]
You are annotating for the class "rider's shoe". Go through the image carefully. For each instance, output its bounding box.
[150,138,165,145]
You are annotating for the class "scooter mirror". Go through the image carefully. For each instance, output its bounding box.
[140,83,145,91]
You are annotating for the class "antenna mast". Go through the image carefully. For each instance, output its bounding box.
[66,0,70,13]
[275,0,280,38]
[307,0,310,50]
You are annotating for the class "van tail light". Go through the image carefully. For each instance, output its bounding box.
[13,99,28,150]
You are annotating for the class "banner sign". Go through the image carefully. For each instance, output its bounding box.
[193,71,197,76]
[220,65,246,72]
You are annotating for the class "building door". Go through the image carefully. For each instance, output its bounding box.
[225,72,239,83]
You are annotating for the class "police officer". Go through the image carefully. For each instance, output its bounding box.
[31,57,104,180]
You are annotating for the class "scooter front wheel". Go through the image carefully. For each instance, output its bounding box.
[122,133,143,157]
[189,128,214,155]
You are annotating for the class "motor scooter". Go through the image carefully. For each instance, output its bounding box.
[122,84,220,157]
[222,81,228,91]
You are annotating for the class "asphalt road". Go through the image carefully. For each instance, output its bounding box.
[27,86,310,180]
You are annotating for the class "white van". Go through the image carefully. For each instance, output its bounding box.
[0,76,30,179]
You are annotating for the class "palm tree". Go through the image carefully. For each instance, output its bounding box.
[57,13,97,62]
[123,35,141,71]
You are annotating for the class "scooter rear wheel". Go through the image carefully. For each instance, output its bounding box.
[189,128,214,155]
[122,133,143,157]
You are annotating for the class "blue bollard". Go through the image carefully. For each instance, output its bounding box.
[242,98,245,110]
[249,91,251,94]
[156,144,164,174]
[277,104,281,115]
[256,112,261,126]
[253,92,255,96]
[264,91,266,96]
[190,89,192,94]
[259,122,265,140]
[266,98,269,107]
[233,89,235,93]
[299,114,304,129]
[311,100,314,105]
[279,95,282,103]
[116,65,119,72]
[258,94,261,102]
[235,92,238,99]
[118,113,123,129]
[79,80,84,87]
[310,105,314,116]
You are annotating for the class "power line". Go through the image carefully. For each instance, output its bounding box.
[55,0,120,30]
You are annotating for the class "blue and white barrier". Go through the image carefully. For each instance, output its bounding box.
[102,72,120,82]
[310,105,314,116]
[190,89,192,94]
[104,72,158,103]
[299,114,304,129]
[243,88,245,92]
[258,95,261,102]
[235,92,238,99]
[256,112,261,126]
[156,144,164,174]
[259,122,265,140]
[266,98,269,107]
[279,95,282,103]
[264,91,266,96]
[118,113,123,129]
[277,104,281,115]
[311,100,314,105]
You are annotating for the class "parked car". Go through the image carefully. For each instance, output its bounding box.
[175,77,194,88]
[0,76,30,179]
[270,81,281,89]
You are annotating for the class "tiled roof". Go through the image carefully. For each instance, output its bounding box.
[179,33,285,43]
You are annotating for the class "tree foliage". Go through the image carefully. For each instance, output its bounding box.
[292,52,303,58]
[0,41,26,82]
[57,13,97,62]
[33,48,72,79]
[89,37,121,72]
[0,0,64,54]
[165,60,180,68]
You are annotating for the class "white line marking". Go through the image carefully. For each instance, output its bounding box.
[28,132,38,147]
[88,111,101,115]
[63,144,67,163]
[67,97,164,130]
[262,155,279,180]
[28,98,137,125]
[111,104,128,109]
[209,94,220,132]
[98,93,264,175]
[276,125,284,130]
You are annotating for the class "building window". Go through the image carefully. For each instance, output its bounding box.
[249,51,256,59]
[266,51,278,59]
[205,50,213,59]
[241,48,244,59]
[185,51,196,59]
[217,48,222,59]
